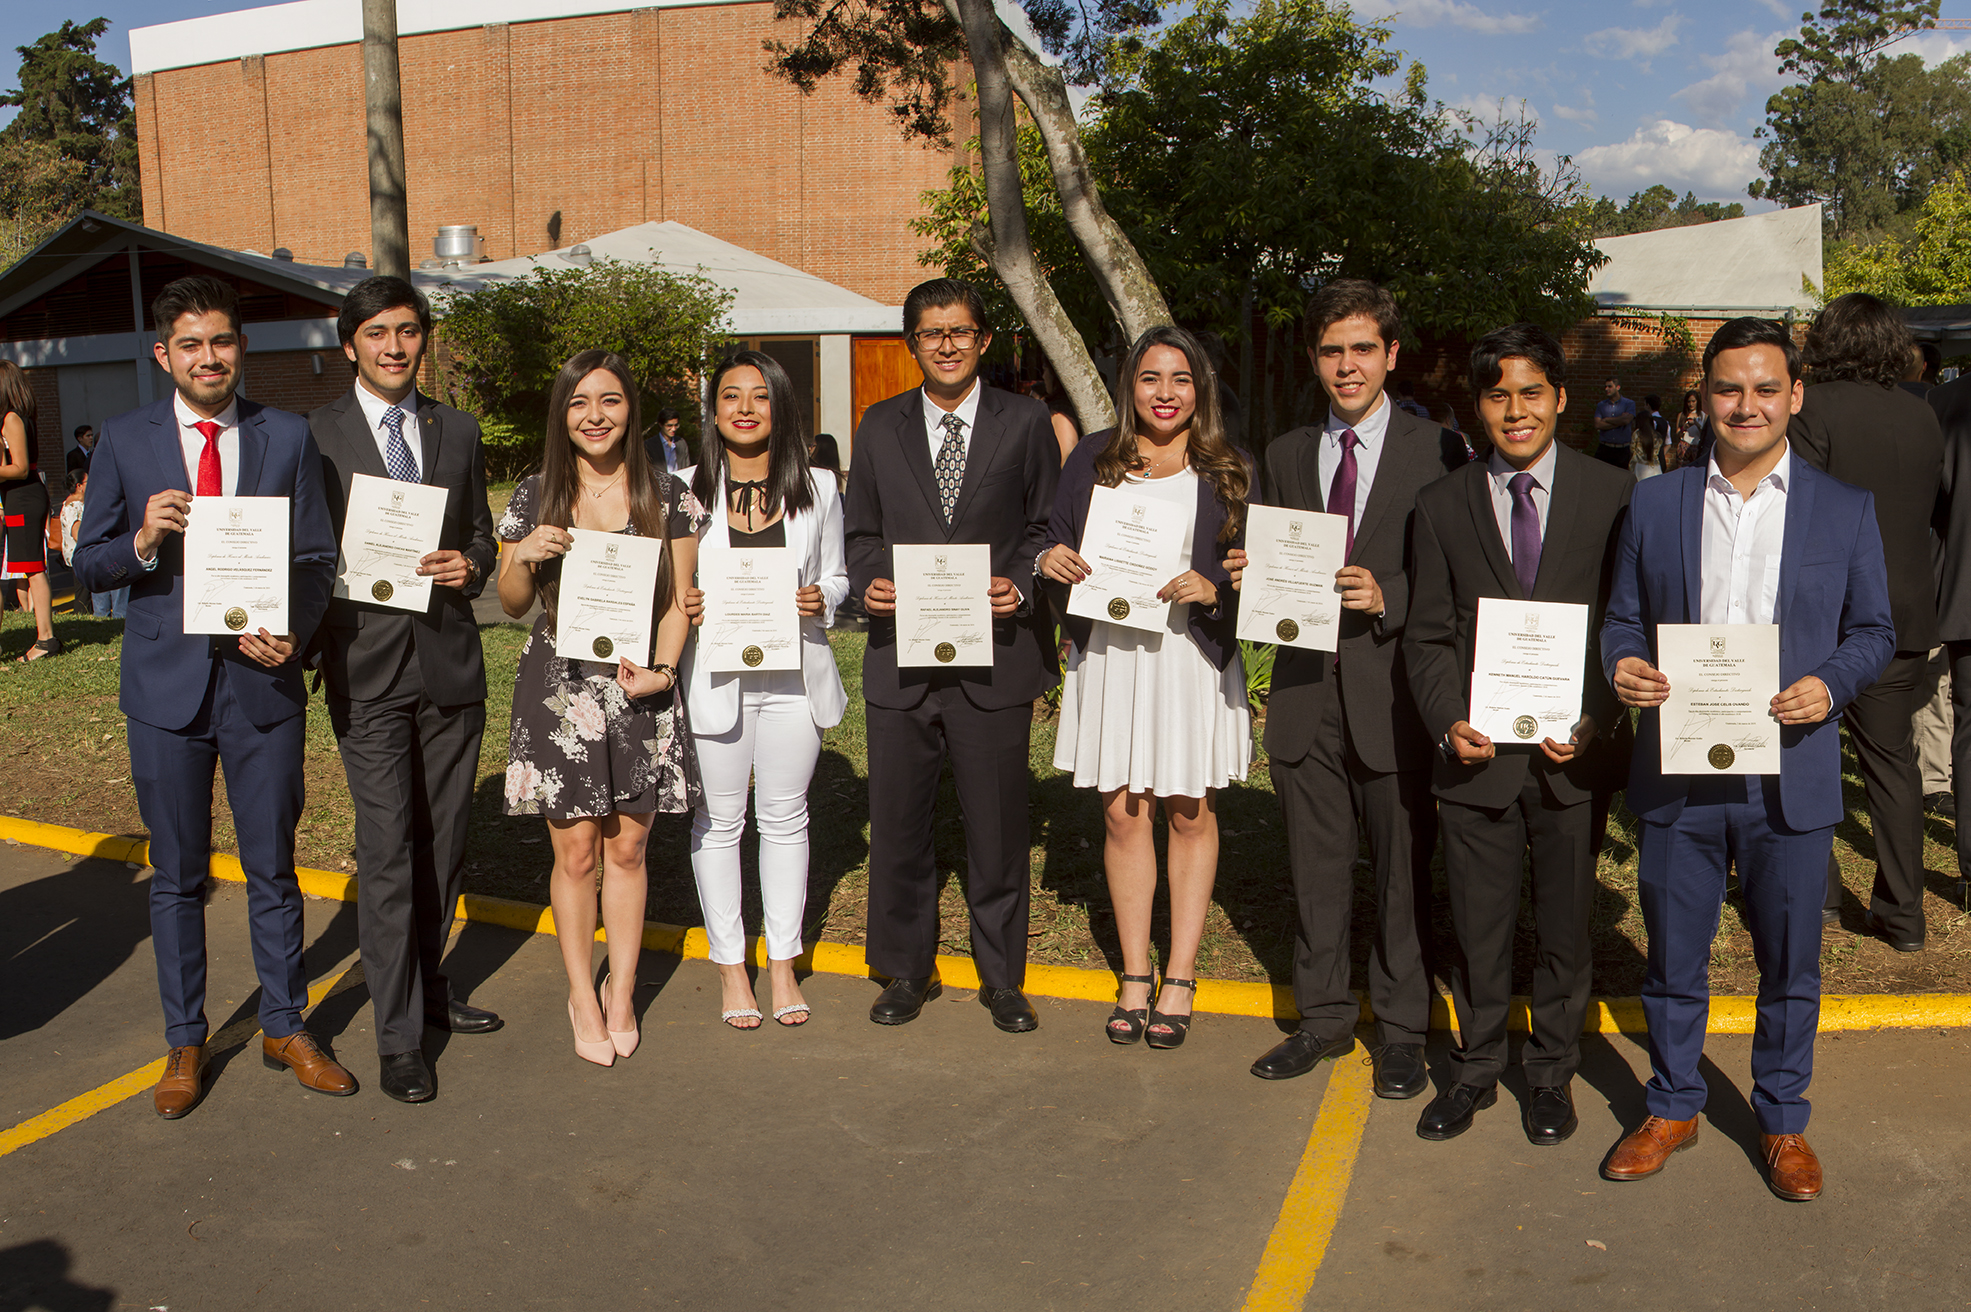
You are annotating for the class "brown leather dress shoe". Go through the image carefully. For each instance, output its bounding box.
[1602,1114,1700,1180]
[154,1043,207,1119]
[1762,1133,1823,1201]
[262,1031,358,1096]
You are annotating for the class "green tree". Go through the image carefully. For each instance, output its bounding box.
[433,260,733,479]
[1819,168,1971,303]
[1750,1,1971,237]
[1582,185,1746,238]
[0,18,139,223]
[0,135,87,267]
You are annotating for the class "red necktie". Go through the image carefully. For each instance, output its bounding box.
[193,420,222,497]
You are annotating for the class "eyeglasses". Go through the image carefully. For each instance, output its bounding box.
[910,327,983,349]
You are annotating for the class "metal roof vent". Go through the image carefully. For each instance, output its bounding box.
[563,243,593,267]
[272,247,293,261]
[344,252,367,269]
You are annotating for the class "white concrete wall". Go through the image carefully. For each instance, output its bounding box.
[819,335,852,466]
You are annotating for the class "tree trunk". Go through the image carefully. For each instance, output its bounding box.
[950,0,1113,434]
[990,16,1173,344]
[362,0,411,279]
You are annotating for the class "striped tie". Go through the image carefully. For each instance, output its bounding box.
[383,407,418,482]
[934,412,965,521]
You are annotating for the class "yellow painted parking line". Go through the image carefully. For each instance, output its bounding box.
[1242,1043,1377,1310]
[0,963,362,1159]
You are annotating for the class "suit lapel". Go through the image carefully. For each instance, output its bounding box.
[414,393,441,480]
[1348,401,1407,564]
[1529,449,1579,599]
[150,399,190,488]
[233,400,267,495]
[893,391,944,528]
[948,389,1005,530]
[336,392,390,482]
[1680,466,1704,623]
[1777,460,1815,626]
[1465,462,1521,599]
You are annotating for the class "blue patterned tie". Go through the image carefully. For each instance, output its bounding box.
[383,406,419,482]
[934,412,966,521]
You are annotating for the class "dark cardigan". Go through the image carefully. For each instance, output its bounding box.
[1042,428,1245,671]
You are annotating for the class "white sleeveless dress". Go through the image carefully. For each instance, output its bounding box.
[1052,467,1252,798]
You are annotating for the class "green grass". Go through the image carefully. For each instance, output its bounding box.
[2,602,1966,996]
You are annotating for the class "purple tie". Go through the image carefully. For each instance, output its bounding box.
[1327,428,1360,557]
[1509,471,1541,596]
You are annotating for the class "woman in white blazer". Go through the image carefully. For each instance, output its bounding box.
[680,350,849,1029]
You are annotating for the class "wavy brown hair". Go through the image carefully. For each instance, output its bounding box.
[0,359,36,469]
[1805,293,1912,388]
[531,349,676,632]
[1094,325,1250,542]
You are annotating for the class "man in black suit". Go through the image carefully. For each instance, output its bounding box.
[1928,361,1971,888]
[1403,324,1631,1144]
[308,276,503,1103]
[844,278,1059,1032]
[1226,279,1467,1092]
[1789,293,1945,950]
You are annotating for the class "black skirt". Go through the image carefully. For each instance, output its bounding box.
[1,477,49,577]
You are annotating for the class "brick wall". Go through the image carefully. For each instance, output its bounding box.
[133,4,964,303]
[243,350,359,416]
[24,368,60,459]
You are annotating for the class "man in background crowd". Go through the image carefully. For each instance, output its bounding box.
[1593,377,1636,469]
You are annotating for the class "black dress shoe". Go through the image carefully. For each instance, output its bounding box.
[379,1051,435,1103]
[1371,1043,1428,1099]
[1250,1030,1355,1081]
[1925,790,1956,819]
[1821,906,1840,926]
[1415,1082,1497,1141]
[869,974,942,1025]
[1864,912,1925,952]
[980,986,1039,1033]
[426,1000,504,1034]
[1524,1083,1578,1145]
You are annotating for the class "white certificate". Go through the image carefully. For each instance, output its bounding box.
[1656,623,1781,775]
[894,543,991,668]
[1235,503,1347,651]
[333,472,448,613]
[1468,597,1590,745]
[1065,483,1191,635]
[697,545,800,673]
[183,496,289,636]
[553,528,664,664]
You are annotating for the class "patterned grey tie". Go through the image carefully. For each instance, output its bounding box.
[934,411,966,522]
[383,406,419,482]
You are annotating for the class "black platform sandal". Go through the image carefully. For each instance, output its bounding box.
[17,636,60,663]
[1106,972,1157,1045]
[1146,977,1196,1050]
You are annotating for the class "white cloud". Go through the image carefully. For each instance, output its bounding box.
[1446,93,1538,132]
[1900,30,1971,65]
[1551,88,1596,124]
[1348,0,1540,36]
[1575,119,1763,201]
[1581,14,1685,63]
[1754,0,1791,17]
[1674,28,1787,127]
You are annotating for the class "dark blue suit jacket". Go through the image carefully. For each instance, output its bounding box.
[1600,459,1894,831]
[74,397,337,732]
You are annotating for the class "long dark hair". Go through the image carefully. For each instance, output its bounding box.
[1805,293,1910,388]
[1094,325,1250,542]
[692,350,816,521]
[532,349,675,630]
[0,359,36,469]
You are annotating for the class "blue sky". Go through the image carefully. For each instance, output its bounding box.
[5,0,1970,206]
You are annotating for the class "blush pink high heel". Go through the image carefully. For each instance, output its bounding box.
[602,974,639,1058]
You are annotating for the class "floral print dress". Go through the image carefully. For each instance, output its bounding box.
[496,473,707,819]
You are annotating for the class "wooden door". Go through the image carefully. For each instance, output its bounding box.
[850,336,919,463]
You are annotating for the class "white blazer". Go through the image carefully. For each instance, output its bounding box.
[678,464,850,734]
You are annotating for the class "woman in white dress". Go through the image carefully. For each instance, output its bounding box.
[1039,325,1252,1049]
[679,351,849,1029]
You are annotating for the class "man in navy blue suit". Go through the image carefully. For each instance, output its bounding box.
[1598,317,1894,1201]
[75,276,351,1118]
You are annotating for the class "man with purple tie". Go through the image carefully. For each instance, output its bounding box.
[1225,280,1469,1090]
[1403,325,1633,1144]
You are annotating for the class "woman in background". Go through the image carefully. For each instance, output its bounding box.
[0,360,57,660]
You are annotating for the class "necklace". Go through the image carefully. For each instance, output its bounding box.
[1139,441,1188,476]
[579,470,626,500]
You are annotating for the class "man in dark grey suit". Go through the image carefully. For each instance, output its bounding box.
[844,278,1060,1033]
[1227,279,1468,1091]
[308,277,502,1102]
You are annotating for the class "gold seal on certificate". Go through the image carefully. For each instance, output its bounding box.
[1275,618,1299,642]
[371,579,393,602]
[934,641,957,663]
[1513,715,1538,740]
[592,636,614,659]
[223,606,248,632]
[1708,743,1736,770]
[334,472,448,613]
[183,496,290,636]
[1107,597,1131,621]
[741,644,764,667]
[894,543,992,668]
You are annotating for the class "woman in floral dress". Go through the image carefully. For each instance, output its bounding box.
[497,349,705,1066]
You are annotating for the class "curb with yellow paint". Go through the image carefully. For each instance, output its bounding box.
[5,814,1969,1033]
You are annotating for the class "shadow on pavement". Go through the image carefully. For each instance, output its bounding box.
[0,1238,115,1312]
[0,855,151,1042]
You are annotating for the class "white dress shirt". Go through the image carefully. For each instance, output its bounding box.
[1700,447,1790,626]
[921,378,983,464]
[1320,390,1390,526]
[173,392,239,496]
[353,383,423,481]
[1487,440,1557,564]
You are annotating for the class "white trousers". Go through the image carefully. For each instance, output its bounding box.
[689,672,822,964]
